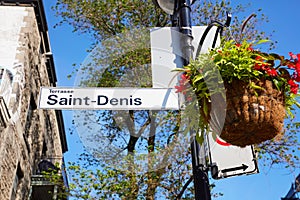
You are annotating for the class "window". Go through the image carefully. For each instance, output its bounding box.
[0,97,10,131]
[24,94,37,153]
[10,163,24,200]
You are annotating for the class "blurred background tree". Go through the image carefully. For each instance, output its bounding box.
[50,0,299,199]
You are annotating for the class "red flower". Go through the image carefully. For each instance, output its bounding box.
[296,62,300,72]
[293,74,300,82]
[175,85,187,94]
[289,52,297,60]
[266,68,278,77]
[288,79,299,94]
[175,73,190,94]
[181,73,189,82]
[288,63,295,69]
[255,56,263,61]
[247,44,253,51]
[254,63,262,70]
[253,62,270,72]
[261,63,269,71]
[235,43,242,48]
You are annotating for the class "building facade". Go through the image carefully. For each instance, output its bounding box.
[0,1,68,199]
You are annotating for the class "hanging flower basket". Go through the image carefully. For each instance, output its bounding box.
[175,40,300,147]
[219,79,285,146]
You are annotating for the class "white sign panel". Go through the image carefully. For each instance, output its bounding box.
[39,87,180,110]
[150,26,220,88]
[207,134,259,179]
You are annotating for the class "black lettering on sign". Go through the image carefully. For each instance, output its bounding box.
[110,98,118,105]
[97,95,108,105]
[134,98,142,105]
[59,98,68,105]
[47,95,58,105]
[119,98,128,105]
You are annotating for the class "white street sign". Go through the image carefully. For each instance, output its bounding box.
[39,87,180,110]
[150,26,220,88]
[207,134,259,179]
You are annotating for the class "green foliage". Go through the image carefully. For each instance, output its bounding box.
[179,39,300,121]
[175,39,300,149]
[41,165,69,200]
[54,0,169,40]
[52,0,299,199]
[52,157,196,200]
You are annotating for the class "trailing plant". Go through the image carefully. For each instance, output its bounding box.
[175,39,300,145]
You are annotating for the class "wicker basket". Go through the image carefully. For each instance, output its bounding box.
[207,79,285,147]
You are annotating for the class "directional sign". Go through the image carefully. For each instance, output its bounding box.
[207,134,259,179]
[220,164,249,173]
[38,87,180,110]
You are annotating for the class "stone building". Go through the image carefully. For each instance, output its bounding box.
[0,0,68,199]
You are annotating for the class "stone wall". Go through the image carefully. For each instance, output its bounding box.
[0,5,66,200]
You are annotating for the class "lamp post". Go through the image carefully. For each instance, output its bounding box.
[152,0,211,199]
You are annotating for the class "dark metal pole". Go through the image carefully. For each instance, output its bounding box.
[177,0,211,199]
[191,139,211,200]
[178,0,193,66]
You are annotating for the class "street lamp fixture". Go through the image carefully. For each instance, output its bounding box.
[152,0,196,15]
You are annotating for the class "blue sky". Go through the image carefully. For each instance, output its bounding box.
[43,0,299,199]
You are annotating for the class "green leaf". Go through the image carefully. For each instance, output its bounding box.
[196,131,204,144]
[202,99,209,116]
[256,39,271,45]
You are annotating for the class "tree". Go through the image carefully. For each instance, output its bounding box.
[52,0,299,199]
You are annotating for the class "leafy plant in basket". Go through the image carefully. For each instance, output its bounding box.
[175,39,300,147]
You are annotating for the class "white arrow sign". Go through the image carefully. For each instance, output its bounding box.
[38,87,180,110]
[207,134,259,179]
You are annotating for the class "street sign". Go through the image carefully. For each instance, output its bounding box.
[206,133,259,179]
[38,87,180,110]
